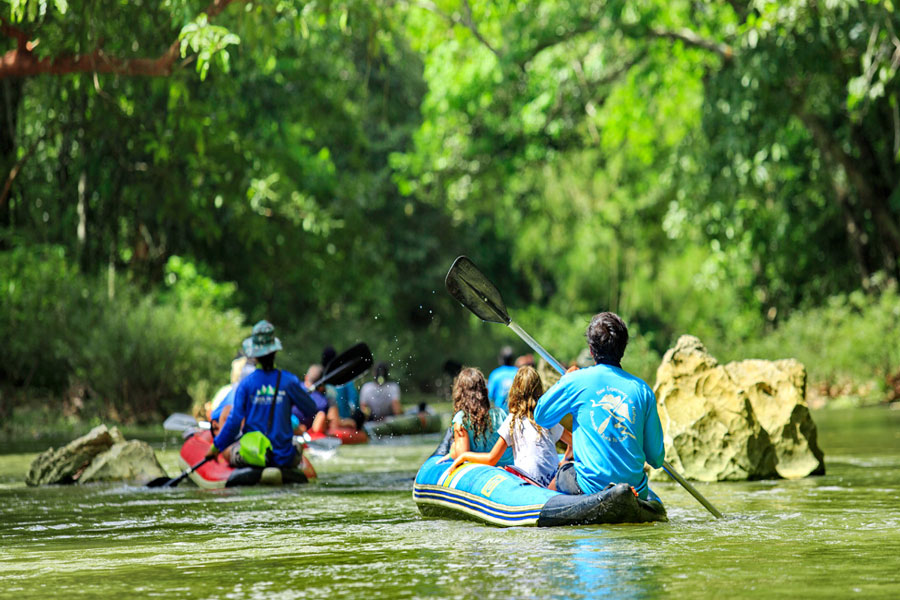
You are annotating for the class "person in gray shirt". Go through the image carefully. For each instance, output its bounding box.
[359,362,402,421]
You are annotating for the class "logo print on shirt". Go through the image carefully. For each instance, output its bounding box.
[590,391,636,442]
[253,385,278,405]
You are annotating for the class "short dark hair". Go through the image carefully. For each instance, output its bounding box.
[375,361,389,380]
[499,346,515,366]
[257,352,277,371]
[586,312,628,365]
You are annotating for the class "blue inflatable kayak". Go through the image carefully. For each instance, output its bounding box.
[413,453,667,527]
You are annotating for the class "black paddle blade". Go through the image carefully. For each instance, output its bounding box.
[445,256,511,324]
[145,476,172,488]
[318,343,373,387]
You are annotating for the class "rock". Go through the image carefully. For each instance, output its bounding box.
[25,424,167,486]
[652,335,824,481]
[25,424,117,486]
[79,440,167,484]
[724,359,825,478]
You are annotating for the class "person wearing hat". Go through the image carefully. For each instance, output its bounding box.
[487,346,518,411]
[205,320,318,474]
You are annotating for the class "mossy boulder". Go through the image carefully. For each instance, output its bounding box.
[25,424,165,486]
[652,335,825,482]
[79,440,166,484]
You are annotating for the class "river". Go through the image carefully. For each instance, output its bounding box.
[1,408,898,598]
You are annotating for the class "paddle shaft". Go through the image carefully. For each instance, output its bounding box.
[167,456,213,487]
[506,320,724,519]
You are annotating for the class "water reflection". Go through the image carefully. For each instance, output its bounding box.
[541,531,660,599]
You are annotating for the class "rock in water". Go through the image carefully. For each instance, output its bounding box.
[653,336,824,481]
[724,359,825,478]
[25,425,165,486]
[79,440,167,484]
[25,425,118,486]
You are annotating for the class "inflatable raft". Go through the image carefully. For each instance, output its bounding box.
[307,427,368,445]
[179,430,317,489]
[366,412,444,438]
[413,453,667,527]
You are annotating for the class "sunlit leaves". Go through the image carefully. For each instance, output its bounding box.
[179,13,241,80]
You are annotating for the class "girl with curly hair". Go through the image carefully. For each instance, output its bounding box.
[447,367,514,466]
[449,366,572,487]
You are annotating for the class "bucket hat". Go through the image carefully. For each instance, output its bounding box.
[243,320,283,358]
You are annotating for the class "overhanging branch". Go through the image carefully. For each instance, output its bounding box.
[0,0,244,80]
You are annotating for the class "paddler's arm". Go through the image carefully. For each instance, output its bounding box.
[533,372,576,429]
[287,378,318,427]
[449,437,508,471]
[449,424,470,459]
[559,428,574,461]
[643,387,665,468]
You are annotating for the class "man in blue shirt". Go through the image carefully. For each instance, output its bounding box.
[205,320,317,470]
[534,312,665,500]
[487,346,518,411]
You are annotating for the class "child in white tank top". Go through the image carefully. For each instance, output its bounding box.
[447,366,572,486]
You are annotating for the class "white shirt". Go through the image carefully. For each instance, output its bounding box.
[498,414,564,486]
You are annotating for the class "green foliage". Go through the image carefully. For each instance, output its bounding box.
[0,247,245,422]
[2,0,900,416]
[726,278,900,405]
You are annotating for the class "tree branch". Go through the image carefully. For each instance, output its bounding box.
[411,0,502,60]
[518,20,732,67]
[646,26,733,60]
[0,0,244,80]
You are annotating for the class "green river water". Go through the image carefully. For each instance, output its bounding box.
[1,408,899,599]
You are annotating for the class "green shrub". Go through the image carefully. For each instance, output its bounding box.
[0,247,246,423]
[721,279,900,405]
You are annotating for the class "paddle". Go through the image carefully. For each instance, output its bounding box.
[445,255,724,519]
[147,456,215,488]
[150,343,373,487]
[163,412,209,433]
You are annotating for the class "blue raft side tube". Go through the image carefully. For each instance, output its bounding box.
[414,451,667,527]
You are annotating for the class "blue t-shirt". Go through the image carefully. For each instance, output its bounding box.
[333,382,360,419]
[534,363,665,499]
[452,406,514,466]
[214,369,317,467]
[487,365,518,411]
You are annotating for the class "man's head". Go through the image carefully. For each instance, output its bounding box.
[321,346,337,367]
[499,346,515,366]
[586,312,629,366]
[374,361,389,385]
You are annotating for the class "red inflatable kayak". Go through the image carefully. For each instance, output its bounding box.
[179,430,317,489]
[306,427,368,445]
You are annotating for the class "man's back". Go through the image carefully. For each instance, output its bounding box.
[214,369,315,466]
[534,363,665,498]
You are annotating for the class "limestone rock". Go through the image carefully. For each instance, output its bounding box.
[79,440,166,484]
[25,424,166,486]
[652,335,824,481]
[25,424,117,486]
[724,359,825,478]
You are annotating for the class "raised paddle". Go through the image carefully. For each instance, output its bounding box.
[149,343,373,487]
[444,255,724,519]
